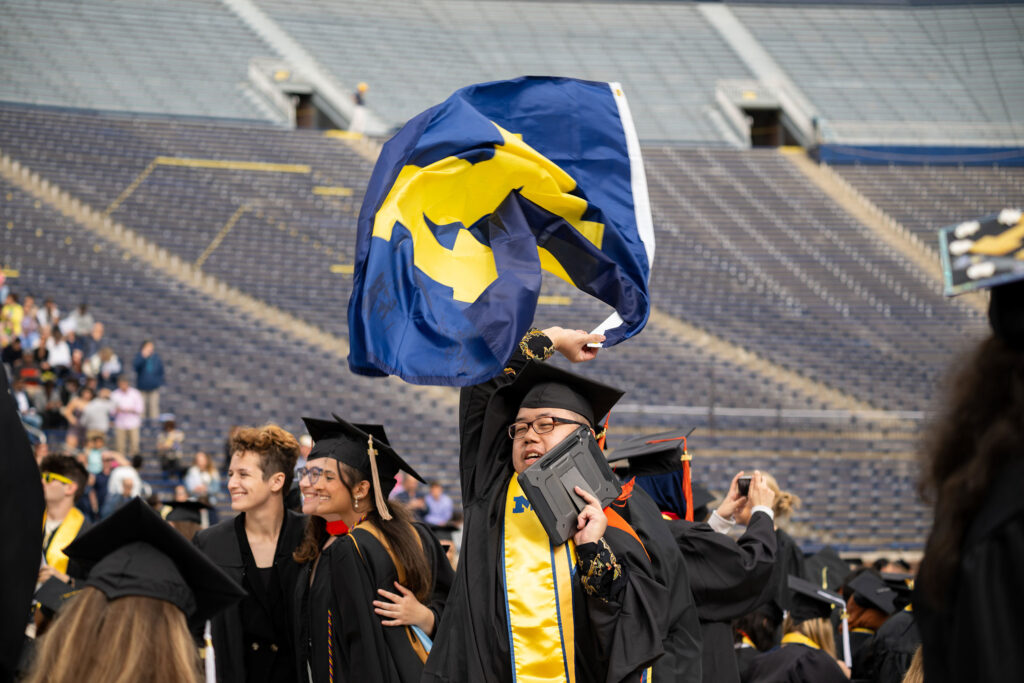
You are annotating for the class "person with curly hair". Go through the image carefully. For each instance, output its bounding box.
[193,424,307,683]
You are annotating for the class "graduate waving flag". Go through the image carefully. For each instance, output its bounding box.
[347,76,655,386]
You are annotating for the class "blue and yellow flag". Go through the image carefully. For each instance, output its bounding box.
[347,76,655,386]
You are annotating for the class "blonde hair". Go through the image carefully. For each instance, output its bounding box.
[24,587,201,683]
[901,647,924,683]
[782,615,836,658]
[762,472,801,519]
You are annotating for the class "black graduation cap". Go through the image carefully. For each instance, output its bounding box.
[803,546,852,594]
[880,572,914,609]
[606,429,711,519]
[788,575,844,623]
[162,499,212,525]
[63,498,245,622]
[846,571,900,616]
[301,414,425,501]
[504,361,624,428]
[34,577,79,617]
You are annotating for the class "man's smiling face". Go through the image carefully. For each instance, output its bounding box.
[510,406,591,474]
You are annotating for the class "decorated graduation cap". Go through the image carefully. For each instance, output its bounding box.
[939,208,1024,349]
[162,499,213,525]
[504,361,624,429]
[301,414,426,519]
[847,571,899,616]
[804,546,852,595]
[880,572,914,610]
[63,498,245,623]
[787,575,844,623]
[606,428,702,521]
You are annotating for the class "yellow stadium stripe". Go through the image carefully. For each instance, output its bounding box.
[195,205,249,269]
[330,264,354,274]
[1,268,19,277]
[324,130,364,140]
[537,295,572,306]
[313,186,355,197]
[154,157,310,173]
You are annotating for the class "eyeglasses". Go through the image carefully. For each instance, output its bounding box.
[507,416,589,440]
[295,466,324,485]
[41,471,73,485]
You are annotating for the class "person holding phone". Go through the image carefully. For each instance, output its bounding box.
[424,326,703,683]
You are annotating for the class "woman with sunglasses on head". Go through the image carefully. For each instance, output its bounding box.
[292,416,454,683]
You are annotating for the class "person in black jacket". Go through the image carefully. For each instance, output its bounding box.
[194,424,306,683]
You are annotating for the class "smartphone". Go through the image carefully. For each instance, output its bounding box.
[737,476,751,497]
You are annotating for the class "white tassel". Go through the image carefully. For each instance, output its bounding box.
[841,612,852,669]
[204,620,217,683]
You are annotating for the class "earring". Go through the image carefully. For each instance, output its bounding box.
[354,497,360,510]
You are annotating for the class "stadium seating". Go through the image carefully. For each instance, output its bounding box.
[731,3,1024,145]
[0,0,279,122]
[833,162,1024,245]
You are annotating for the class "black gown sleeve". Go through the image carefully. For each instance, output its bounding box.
[671,510,777,622]
[414,523,455,637]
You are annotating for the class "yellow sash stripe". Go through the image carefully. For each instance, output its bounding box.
[43,508,85,574]
[781,632,821,650]
[502,474,576,683]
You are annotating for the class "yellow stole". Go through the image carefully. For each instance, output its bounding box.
[502,474,576,683]
[781,632,821,650]
[43,508,85,574]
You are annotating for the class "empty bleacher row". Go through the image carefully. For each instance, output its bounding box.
[731,3,1024,145]
[832,163,1024,246]
[250,0,753,142]
[642,146,988,411]
[0,0,278,123]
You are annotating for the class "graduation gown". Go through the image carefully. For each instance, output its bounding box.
[193,509,307,683]
[743,643,848,683]
[771,528,805,616]
[671,509,777,683]
[915,456,1024,683]
[851,609,918,683]
[423,334,699,683]
[294,522,452,683]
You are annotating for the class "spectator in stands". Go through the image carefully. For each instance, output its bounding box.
[1,292,24,340]
[80,321,105,360]
[184,450,220,505]
[61,385,92,445]
[156,413,186,476]
[39,454,91,586]
[36,298,59,331]
[2,335,22,368]
[350,81,369,134]
[423,480,454,527]
[297,433,312,469]
[79,387,113,444]
[65,348,86,384]
[36,372,68,430]
[915,280,1024,682]
[111,376,143,457]
[65,302,94,338]
[101,453,150,518]
[133,339,165,421]
[20,294,40,349]
[44,326,71,373]
[84,346,120,390]
[392,471,427,520]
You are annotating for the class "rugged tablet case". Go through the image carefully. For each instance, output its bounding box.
[518,426,622,545]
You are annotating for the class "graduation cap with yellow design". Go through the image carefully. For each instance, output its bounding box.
[301,414,426,519]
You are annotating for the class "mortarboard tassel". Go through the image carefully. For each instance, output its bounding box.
[367,435,392,521]
[204,620,216,683]
[681,435,693,522]
[597,412,610,450]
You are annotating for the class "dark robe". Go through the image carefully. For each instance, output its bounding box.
[772,528,805,616]
[851,609,918,683]
[193,508,307,683]
[293,522,452,682]
[0,370,45,683]
[915,456,1024,683]
[671,510,777,683]
[423,334,701,683]
[735,644,759,682]
[744,643,848,683]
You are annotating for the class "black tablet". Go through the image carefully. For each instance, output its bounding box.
[518,426,622,545]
